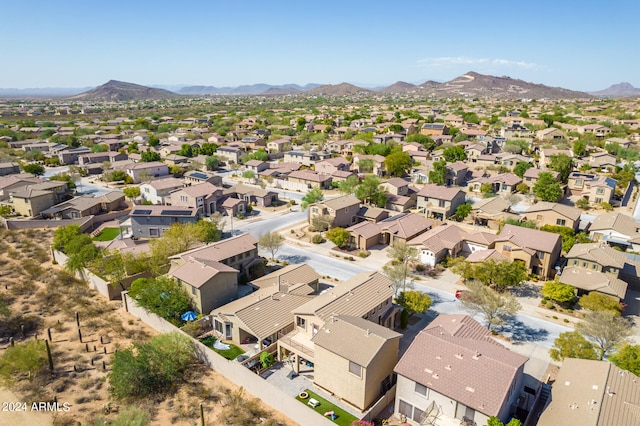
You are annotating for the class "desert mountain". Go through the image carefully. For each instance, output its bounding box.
[178,83,321,95]
[68,80,180,101]
[306,82,372,96]
[377,81,419,94]
[417,71,590,99]
[589,82,640,98]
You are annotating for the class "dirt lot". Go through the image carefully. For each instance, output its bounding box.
[0,228,295,426]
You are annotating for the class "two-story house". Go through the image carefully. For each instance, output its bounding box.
[140,177,184,205]
[166,182,224,216]
[589,212,640,252]
[394,314,528,426]
[416,185,466,220]
[494,224,562,278]
[308,194,361,228]
[523,202,582,231]
[125,161,169,184]
[124,205,200,239]
[468,173,522,196]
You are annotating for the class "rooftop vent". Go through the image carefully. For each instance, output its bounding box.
[465,386,475,393]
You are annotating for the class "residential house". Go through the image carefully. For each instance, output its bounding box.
[468,173,522,196]
[567,173,617,205]
[605,137,633,149]
[216,146,243,164]
[0,162,20,176]
[394,314,528,426]
[169,233,262,312]
[227,183,278,207]
[381,178,417,212]
[495,154,531,171]
[538,358,640,426]
[167,182,224,216]
[471,197,512,229]
[315,157,351,175]
[312,316,401,411]
[348,213,433,250]
[9,181,69,217]
[464,144,488,161]
[57,147,92,165]
[524,202,582,231]
[40,191,126,219]
[539,149,572,170]
[325,139,350,154]
[0,174,42,201]
[125,161,169,184]
[287,170,332,189]
[266,137,291,154]
[183,170,223,187]
[578,124,611,137]
[140,177,184,205]
[244,160,269,174]
[588,152,617,172]
[560,242,629,300]
[309,195,361,228]
[493,224,562,278]
[278,272,398,377]
[535,127,566,142]
[589,212,640,252]
[78,152,128,167]
[123,205,199,239]
[352,154,386,176]
[416,184,466,220]
[163,154,189,166]
[522,168,560,193]
[408,223,468,267]
[446,162,468,186]
[209,264,320,348]
[283,150,330,167]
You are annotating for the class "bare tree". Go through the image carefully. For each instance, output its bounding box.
[385,241,418,294]
[259,231,285,261]
[576,310,634,360]
[460,280,521,331]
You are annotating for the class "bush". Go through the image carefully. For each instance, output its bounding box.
[545,301,554,309]
[400,309,409,329]
[260,351,274,369]
[109,332,195,399]
[0,340,48,383]
[311,234,324,244]
[357,251,370,258]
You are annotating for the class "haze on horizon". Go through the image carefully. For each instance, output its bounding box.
[2,0,637,92]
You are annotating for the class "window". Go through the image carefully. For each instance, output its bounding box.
[398,400,413,418]
[296,316,306,330]
[537,251,545,259]
[349,361,362,378]
[582,262,587,268]
[595,198,603,203]
[576,179,583,185]
[415,382,428,396]
[537,215,543,221]
[596,188,604,195]
[149,228,159,237]
[556,218,566,226]
[503,245,511,252]
[413,407,424,423]
[438,200,445,208]
[191,286,196,295]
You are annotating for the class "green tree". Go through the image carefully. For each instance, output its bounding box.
[575,197,591,210]
[395,290,432,315]
[177,144,193,157]
[242,170,256,179]
[194,218,223,244]
[301,187,324,209]
[128,277,192,324]
[122,186,141,201]
[22,163,45,176]
[609,344,640,376]
[516,182,530,193]
[549,331,599,362]
[141,150,161,162]
[453,203,472,221]
[578,292,623,315]
[356,158,375,174]
[428,160,446,185]
[405,133,435,150]
[474,259,528,291]
[576,310,634,360]
[52,224,83,252]
[549,153,574,182]
[541,281,575,303]
[533,172,563,202]
[205,155,221,170]
[337,175,360,195]
[487,417,522,426]
[325,227,350,248]
[384,151,412,177]
[459,280,521,331]
[259,231,285,260]
[513,161,533,178]
[573,139,587,157]
[109,332,195,398]
[480,182,494,194]
[0,340,48,383]
[355,175,387,207]
[442,145,467,162]
[147,135,160,147]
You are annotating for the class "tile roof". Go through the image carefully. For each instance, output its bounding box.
[417,184,464,201]
[538,358,640,426]
[466,248,508,263]
[407,223,467,254]
[293,272,394,320]
[566,242,627,268]
[590,213,640,237]
[250,264,320,290]
[312,315,401,367]
[559,267,628,299]
[496,224,561,254]
[525,202,582,221]
[394,314,527,418]
[471,197,511,216]
[235,292,313,340]
[173,233,258,263]
[322,194,361,210]
[180,182,221,197]
[169,257,237,289]
[146,177,184,190]
[377,213,433,239]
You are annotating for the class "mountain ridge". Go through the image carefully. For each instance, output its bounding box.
[67,80,180,101]
[589,82,640,98]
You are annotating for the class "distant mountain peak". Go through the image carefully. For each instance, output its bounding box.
[589,82,640,98]
[68,80,180,101]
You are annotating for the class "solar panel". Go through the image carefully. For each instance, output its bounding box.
[132,209,152,215]
[190,172,207,179]
[160,210,193,216]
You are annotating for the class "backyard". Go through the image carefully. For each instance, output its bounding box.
[92,227,120,241]
[295,389,359,426]
[200,336,245,360]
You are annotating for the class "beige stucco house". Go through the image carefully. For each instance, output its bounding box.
[494,224,562,278]
[309,194,361,228]
[524,202,582,231]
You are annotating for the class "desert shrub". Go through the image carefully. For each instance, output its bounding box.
[358,251,370,258]
[0,340,48,383]
[311,234,324,244]
[90,406,151,426]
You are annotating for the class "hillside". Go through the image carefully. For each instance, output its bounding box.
[68,80,180,101]
[419,71,591,99]
[179,83,321,95]
[377,81,418,94]
[589,82,640,98]
[306,82,371,96]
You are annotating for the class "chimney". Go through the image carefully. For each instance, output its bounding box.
[366,329,370,336]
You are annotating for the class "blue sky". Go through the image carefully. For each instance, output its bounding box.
[2,0,637,91]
